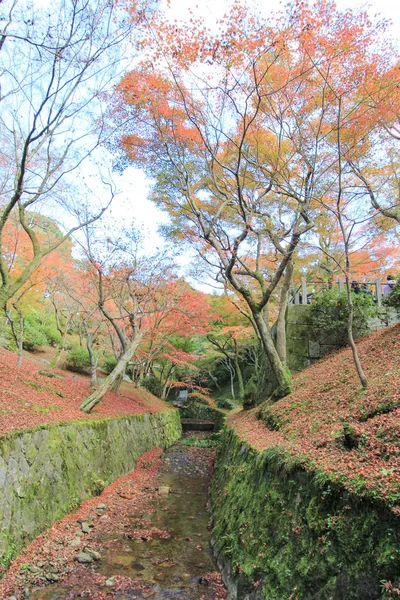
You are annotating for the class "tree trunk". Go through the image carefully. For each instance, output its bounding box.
[50,319,71,369]
[17,311,23,367]
[79,332,143,413]
[252,310,292,398]
[229,362,236,400]
[233,355,245,399]
[83,321,98,389]
[208,369,221,391]
[345,277,368,388]
[111,372,124,393]
[336,96,368,390]
[6,306,24,367]
[276,260,293,364]
[0,290,11,316]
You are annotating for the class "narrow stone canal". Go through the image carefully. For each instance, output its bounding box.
[2,438,226,600]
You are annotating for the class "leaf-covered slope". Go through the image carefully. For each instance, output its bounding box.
[230,322,400,506]
[0,348,173,436]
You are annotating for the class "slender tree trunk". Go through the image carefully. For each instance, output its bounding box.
[90,361,98,389]
[79,332,143,413]
[83,321,98,388]
[208,369,221,391]
[17,311,23,367]
[345,276,368,388]
[336,97,368,389]
[233,350,245,399]
[50,318,71,368]
[0,291,11,315]
[230,368,235,399]
[160,364,175,399]
[276,260,293,364]
[6,306,24,366]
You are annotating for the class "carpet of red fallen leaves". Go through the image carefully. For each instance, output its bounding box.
[0,347,173,436]
[231,323,400,508]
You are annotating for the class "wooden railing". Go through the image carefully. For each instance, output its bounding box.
[290,278,384,306]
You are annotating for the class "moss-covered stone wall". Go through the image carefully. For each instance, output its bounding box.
[0,410,181,569]
[179,401,226,431]
[211,426,400,600]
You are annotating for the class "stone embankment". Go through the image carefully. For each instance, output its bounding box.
[0,410,181,569]
[211,424,400,599]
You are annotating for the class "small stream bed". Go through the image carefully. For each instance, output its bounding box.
[5,438,226,600]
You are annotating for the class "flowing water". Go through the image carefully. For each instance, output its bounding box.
[26,442,225,600]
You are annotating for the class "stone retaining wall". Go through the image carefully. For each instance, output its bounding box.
[0,410,181,568]
[211,425,400,599]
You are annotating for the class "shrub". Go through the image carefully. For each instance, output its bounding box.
[216,398,234,410]
[383,276,400,309]
[102,355,118,374]
[22,324,48,351]
[309,288,378,344]
[140,375,164,398]
[43,325,61,347]
[64,347,91,373]
[187,392,217,408]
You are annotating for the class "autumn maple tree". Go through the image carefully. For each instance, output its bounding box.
[111,0,400,398]
[1,214,74,365]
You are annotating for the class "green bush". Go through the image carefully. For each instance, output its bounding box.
[216,398,234,410]
[64,347,91,373]
[383,276,400,309]
[43,325,61,347]
[102,355,118,374]
[23,323,48,351]
[309,288,378,344]
[140,375,164,398]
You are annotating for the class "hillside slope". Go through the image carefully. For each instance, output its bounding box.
[0,347,172,436]
[231,322,400,507]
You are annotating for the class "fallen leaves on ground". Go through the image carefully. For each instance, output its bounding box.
[0,347,173,436]
[231,323,400,506]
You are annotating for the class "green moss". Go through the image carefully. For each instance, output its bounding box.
[179,401,226,431]
[211,426,400,599]
[0,409,182,569]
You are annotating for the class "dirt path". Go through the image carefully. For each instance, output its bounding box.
[1,440,226,600]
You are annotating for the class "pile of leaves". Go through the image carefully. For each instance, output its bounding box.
[230,323,400,507]
[0,347,173,436]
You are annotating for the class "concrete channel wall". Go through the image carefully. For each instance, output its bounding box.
[0,410,182,568]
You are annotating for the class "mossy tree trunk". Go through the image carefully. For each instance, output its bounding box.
[83,320,99,389]
[79,332,143,413]
[252,310,292,398]
[276,260,293,365]
[6,303,24,367]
